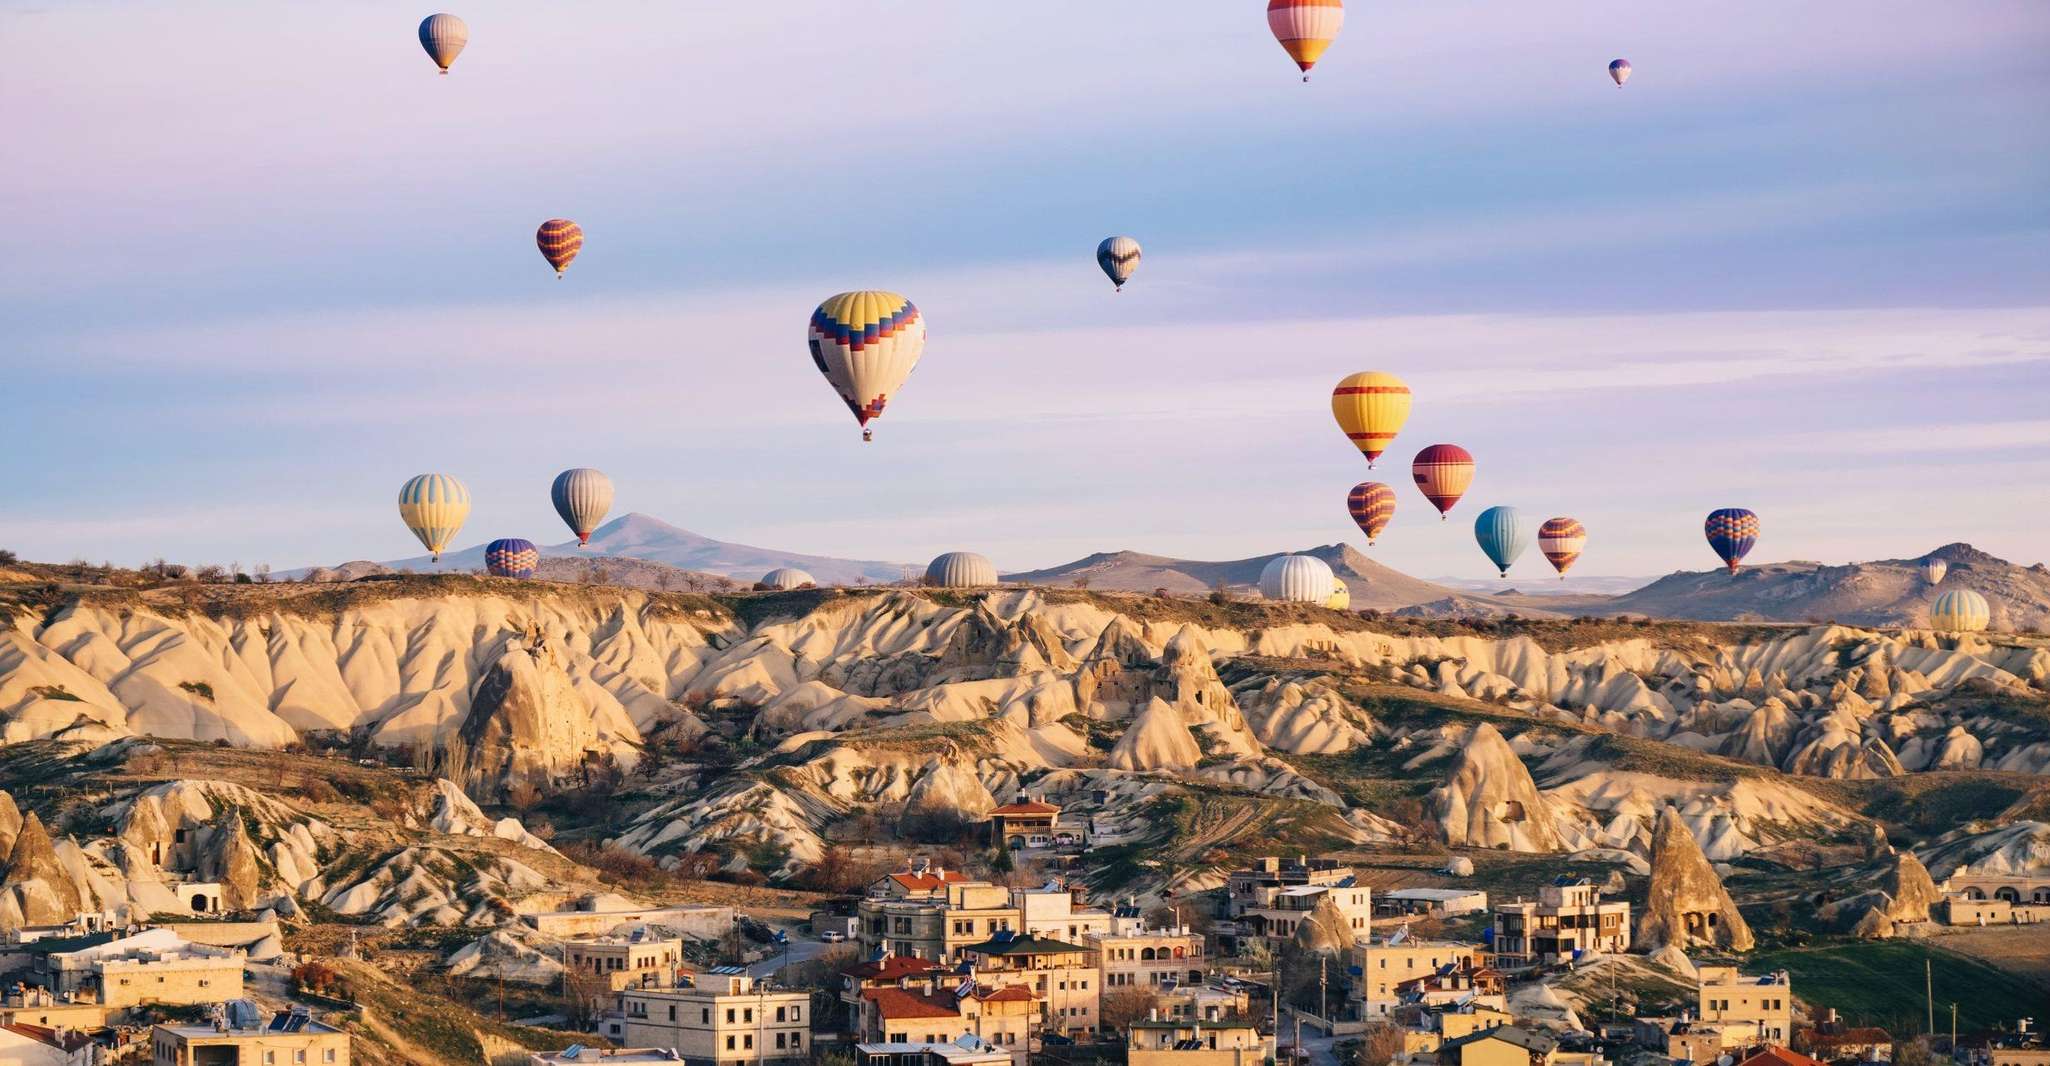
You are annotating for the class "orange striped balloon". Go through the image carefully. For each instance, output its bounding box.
[1538,517,1587,578]
[1411,444,1474,520]
[1347,482,1396,546]
[537,218,583,277]
[1268,0,1344,81]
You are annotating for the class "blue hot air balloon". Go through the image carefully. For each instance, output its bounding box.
[1705,508,1760,575]
[485,538,539,579]
[1473,506,1530,578]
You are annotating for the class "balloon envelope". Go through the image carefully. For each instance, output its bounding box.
[926,552,997,588]
[1347,482,1397,545]
[419,14,468,73]
[398,474,471,561]
[537,219,583,276]
[1412,444,1475,518]
[759,568,816,591]
[1922,559,1948,585]
[1538,517,1587,578]
[1930,588,1990,633]
[1704,508,1759,575]
[485,538,539,579]
[1097,237,1141,290]
[1269,0,1344,78]
[1327,582,1351,611]
[809,291,926,442]
[1609,58,1631,86]
[1260,554,1336,604]
[1474,506,1531,578]
[551,468,614,546]
[1332,372,1411,468]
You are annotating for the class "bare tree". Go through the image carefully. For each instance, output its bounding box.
[1100,988,1162,1035]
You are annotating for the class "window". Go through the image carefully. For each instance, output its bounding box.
[727,1008,736,1023]
[777,1006,787,1022]
[777,1034,788,1049]
[745,1008,754,1023]
[745,1035,754,1049]
[296,1053,307,1064]
[792,1006,801,1022]
[727,1037,737,1050]
[703,1009,711,1023]
[264,1054,276,1065]
[325,1052,337,1064]
[668,1006,677,1021]
[792,1034,802,1050]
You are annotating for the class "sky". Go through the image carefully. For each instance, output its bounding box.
[2,1,2047,581]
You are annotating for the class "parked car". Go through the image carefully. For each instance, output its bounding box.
[820,930,846,943]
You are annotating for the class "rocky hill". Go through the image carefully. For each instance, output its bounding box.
[304,553,739,593]
[1591,543,2050,630]
[1005,542,1486,611]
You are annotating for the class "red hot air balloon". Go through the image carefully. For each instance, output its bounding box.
[1411,445,1475,520]
[1347,482,1396,545]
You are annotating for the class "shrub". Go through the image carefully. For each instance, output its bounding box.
[0,549,15,565]
[178,680,216,702]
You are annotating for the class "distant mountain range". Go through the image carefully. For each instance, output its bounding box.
[298,513,915,586]
[291,517,2049,630]
[1577,543,2050,629]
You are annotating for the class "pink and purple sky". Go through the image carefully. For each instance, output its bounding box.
[3,1,2046,579]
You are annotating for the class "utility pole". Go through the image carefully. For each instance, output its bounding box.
[1927,959,1935,1036]
[1319,955,1328,1025]
[1951,1003,1958,1065]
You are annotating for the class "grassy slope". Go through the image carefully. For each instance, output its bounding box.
[1750,941,2049,1034]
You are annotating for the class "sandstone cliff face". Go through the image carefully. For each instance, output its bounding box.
[1844,850,1944,938]
[461,624,647,794]
[1431,723,1564,852]
[0,790,21,858]
[1,813,83,926]
[1291,892,1357,955]
[201,807,263,911]
[1636,807,1754,953]
[1108,698,1205,772]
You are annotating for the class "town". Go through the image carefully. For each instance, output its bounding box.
[5,793,2046,1066]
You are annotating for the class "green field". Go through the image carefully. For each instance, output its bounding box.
[1750,940,2048,1034]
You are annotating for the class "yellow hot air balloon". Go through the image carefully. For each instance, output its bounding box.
[1331,372,1411,468]
[398,473,471,561]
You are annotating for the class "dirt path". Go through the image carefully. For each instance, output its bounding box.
[1926,924,2050,984]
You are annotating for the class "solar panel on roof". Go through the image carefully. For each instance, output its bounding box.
[563,1045,586,1059]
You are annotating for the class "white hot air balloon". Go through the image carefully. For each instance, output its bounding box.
[925,552,997,588]
[418,13,468,74]
[1922,558,1948,585]
[1259,555,1336,604]
[759,568,816,591]
[551,468,614,547]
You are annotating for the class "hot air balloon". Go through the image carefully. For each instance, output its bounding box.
[550,468,613,547]
[1327,581,1352,611]
[926,552,997,588]
[1930,588,1990,634]
[1609,59,1631,87]
[1412,444,1475,520]
[1331,372,1411,468]
[1474,506,1530,578]
[1538,517,1587,579]
[1097,237,1141,291]
[758,568,816,591]
[398,474,470,561]
[1704,508,1759,575]
[419,14,468,74]
[537,219,583,278]
[1268,0,1343,81]
[485,538,539,579]
[808,291,926,443]
[1922,558,1948,585]
[1260,555,1336,604]
[1347,482,1396,546]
